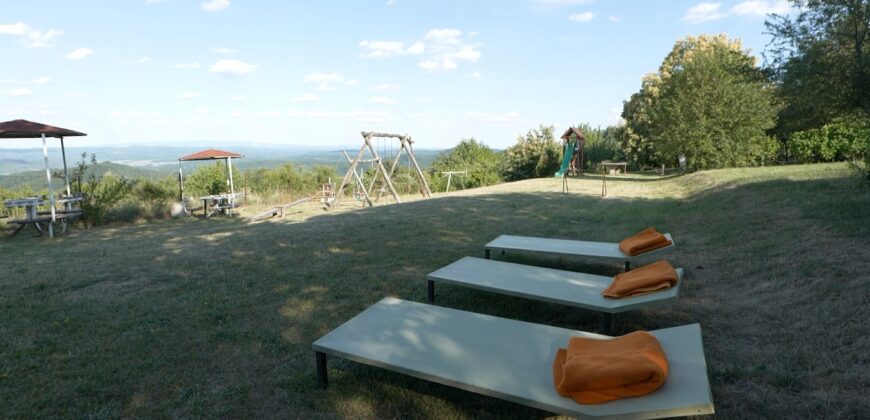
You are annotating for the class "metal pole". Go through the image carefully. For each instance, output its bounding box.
[178,160,184,201]
[446,172,452,193]
[41,133,55,238]
[60,137,71,199]
[227,157,235,206]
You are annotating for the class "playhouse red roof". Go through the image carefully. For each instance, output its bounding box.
[0,119,86,138]
[179,148,244,161]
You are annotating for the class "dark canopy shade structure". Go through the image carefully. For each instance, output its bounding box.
[177,148,245,203]
[0,119,87,238]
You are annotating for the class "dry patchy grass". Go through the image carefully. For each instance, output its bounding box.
[0,163,868,418]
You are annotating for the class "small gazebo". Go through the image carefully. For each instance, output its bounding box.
[177,148,244,207]
[0,119,87,238]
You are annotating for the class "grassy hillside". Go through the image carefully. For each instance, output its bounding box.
[0,163,867,418]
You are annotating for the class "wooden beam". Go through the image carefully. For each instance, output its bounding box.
[365,136,401,204]
[342,150,374,207]
[330,140,368,210]
[402,136,432,198]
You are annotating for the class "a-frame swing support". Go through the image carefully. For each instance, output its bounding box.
[329,132,432,210]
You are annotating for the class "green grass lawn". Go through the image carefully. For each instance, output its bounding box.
[1,163,868,418]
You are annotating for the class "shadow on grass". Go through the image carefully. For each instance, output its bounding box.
[0,174,868,418]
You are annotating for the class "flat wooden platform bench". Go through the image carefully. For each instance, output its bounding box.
[484,233,675,271]
[312,298,714,419]
[427,257,683,333]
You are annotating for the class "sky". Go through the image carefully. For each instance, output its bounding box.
[0,0,791,149]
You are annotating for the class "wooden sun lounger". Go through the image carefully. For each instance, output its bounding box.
[426,257,683,334]
[313,298,714,419]
[484,233,675,271]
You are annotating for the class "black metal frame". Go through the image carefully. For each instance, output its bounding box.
[427,280,435,303]
[316,351,328,389]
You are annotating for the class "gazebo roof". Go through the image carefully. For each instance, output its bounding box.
[179,148,244,161]
[561,127,586,141]
[0,119,87,138]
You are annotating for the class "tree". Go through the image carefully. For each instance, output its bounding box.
[623,35,781,169]
[766,0,870,134]
[502,125,562,181]
[429,138,503,191]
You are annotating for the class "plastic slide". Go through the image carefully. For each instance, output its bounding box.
[554,139,575,177]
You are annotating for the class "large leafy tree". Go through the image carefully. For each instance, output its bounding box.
[766,0,870,134]
[502,125,562,181]
[428,138,503,191]
[623,35,780,169]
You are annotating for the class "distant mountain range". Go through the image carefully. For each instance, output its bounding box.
[0,145,446,190]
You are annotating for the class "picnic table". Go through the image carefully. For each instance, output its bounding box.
[3,195,83,236]
[601,161,628,175]
[199,193,245,218]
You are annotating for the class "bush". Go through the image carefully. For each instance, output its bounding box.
[502,125,562,181]
[788,119,870,163]
[184,162,240,196]
[428,138,503,192]
[575,123,625,170]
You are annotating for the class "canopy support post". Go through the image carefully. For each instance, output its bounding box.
[60,137,71,207]
[227,157,235,206]
[178,160,184,201]
[41,133,55,238]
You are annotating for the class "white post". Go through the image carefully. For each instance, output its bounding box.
[178,160,184,201]
[60,137,71,198]
[446,173,452,193]
[41,133,55,238]
[227,157,235,205]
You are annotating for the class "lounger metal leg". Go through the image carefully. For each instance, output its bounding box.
[484,248,490,259]
[427,280,435,303]
[10,223,25,237]
[316,351,328,389]
[599,313,613,335]
[624,261,631,272]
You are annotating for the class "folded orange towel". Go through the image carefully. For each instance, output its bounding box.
[618,227,672,256]
[602,260,679,298]
[552,331,669,404]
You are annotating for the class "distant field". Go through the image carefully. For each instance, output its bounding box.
[1,163,868,418]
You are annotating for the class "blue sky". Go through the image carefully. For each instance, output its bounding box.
[1,0,790,149]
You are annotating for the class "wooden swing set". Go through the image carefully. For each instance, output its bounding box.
[328,131,431,210]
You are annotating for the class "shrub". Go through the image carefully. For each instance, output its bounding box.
[502,125,562,181]
[183,162,240,196]
[575,123,625,170]
[789,119,870,163]
[428,138,503,192]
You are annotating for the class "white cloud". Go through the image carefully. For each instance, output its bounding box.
[231,95,244,101]
[291,94,321,102]
[201,0,229,12]
[229,110,243,118]
[304,72,345,90]
[209,59,256,76]
[608,15,621,22]
[731,0,790,16]
[683,3,727,23]
[413,97,432,103]
[145,0,170,4]
[173,62,200,69]
[406,42,425,54]
[177,92,201,99]
[214,48,237,54]
[369,96,397,105]
[4,88,33,96]
[470,72,482,79]
[66,47,95,60]
[569,12,595,22]
[386,0,396,5]
[345,79,359,86]
[372,83,401,92]
[465,111,523,124]
[133,56,151,64]
[359,28,480,72]
[0,22,63,48]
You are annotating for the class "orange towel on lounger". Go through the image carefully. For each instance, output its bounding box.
[618,227,672,256]
[602,260,679,298]
[552,331,669,404]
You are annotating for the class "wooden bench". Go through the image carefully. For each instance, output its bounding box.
[313,298,714,419]
[427,257,683,333]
